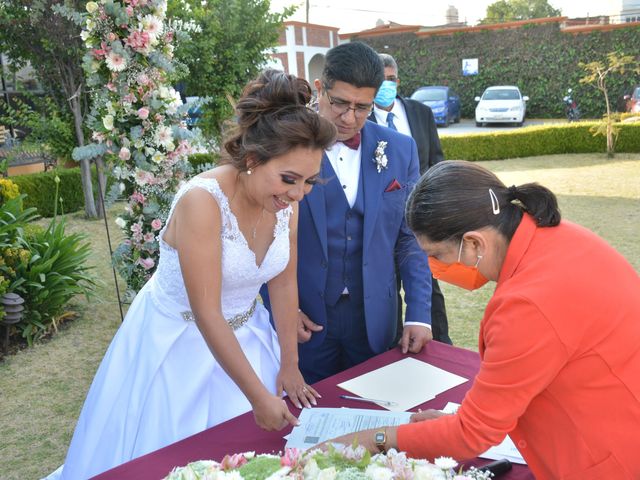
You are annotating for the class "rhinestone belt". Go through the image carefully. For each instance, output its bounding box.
[181,299,257,330]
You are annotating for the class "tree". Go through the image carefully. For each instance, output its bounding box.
[167,0,294,138]
[580,52,640,158]
[0,0,105,218]
[480,0,561,24]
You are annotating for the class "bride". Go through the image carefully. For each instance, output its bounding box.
[50,70,337,479]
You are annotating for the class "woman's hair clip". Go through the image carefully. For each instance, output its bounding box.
[489,188,500,215]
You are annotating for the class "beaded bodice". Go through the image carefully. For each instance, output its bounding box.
[154,177,291,319]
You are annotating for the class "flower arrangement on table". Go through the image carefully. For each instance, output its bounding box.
[164,444,493,480]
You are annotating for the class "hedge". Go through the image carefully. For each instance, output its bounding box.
[10,167,115,217]
[440,122,640,161]
[355,21,640,119]
[188,152,219,169]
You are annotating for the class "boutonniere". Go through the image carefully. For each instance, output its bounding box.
[373,141,388,173]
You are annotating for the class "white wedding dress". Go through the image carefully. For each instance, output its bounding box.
[49,177,291,480]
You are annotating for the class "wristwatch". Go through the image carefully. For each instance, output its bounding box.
[374,428,387,453]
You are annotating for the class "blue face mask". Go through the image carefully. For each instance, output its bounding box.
[374,80,397,108]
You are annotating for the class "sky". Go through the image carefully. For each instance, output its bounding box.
[268,0,621,34]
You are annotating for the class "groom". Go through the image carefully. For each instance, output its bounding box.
[290,42,433,383]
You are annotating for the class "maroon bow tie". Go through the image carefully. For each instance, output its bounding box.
[341,132,361,150]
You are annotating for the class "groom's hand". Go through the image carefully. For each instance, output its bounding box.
[297,310,323,343]
[400,325,432,354]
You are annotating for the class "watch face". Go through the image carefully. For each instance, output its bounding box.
[375,432,385,443]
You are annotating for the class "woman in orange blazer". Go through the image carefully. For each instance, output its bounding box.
[328,160,640,479]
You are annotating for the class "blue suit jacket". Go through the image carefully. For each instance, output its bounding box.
[297,121,432,354]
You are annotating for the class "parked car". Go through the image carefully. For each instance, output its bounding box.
[475,85,529,127]
[410,86,461,127]
[624,85,640,113]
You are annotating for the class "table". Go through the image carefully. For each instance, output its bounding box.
[93,341,533,479]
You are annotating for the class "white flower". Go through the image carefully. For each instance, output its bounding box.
[105,51,127,72]
[142,14,164,42]
[434,456,458,470]
[106,101,116,116]
[414,462,447,480]
[365,464,394,480]
[103,114,114,131]
[85,18,96,30]
[373,140,388,173]
[115,217,127,228]
[86,1,98,13]
[152,151,165,164]
[316,467,337,480]
[119,183,126,194]
[80,30,90,41]
[154,125,174,149]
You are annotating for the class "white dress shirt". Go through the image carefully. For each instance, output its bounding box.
[325,141,361,208]
[373,99,412,137]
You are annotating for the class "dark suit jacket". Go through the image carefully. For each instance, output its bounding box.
[370,96,444,174]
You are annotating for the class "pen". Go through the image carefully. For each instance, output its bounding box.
[339,394,398,407]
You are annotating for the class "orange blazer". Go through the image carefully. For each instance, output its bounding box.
[398,214,640,479]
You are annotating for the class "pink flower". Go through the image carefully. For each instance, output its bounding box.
[125,30,151,53]
[119,147,131,161]
[137,257,155,270]
[106,82,117,92]
[143,232,156,243]
[151,218,162,231]
[280,449,301,467]
[137,107,150,119]
[131,191,146,204]
[108,33,117,42]
[126,5,133,16]
[220,453,248,470]
[137,72,150,86]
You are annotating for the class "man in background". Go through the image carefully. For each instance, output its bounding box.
[369,53,451,345]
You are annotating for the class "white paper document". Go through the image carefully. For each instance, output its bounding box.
[337,357,469,412]
[441,402,527,465]
[285,407,411,450]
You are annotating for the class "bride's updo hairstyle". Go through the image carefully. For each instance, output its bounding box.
[223,69,336,170]
[406,160,561,243]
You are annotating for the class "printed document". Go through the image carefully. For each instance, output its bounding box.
[285,407,411,450]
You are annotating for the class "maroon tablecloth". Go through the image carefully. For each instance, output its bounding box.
[93,341,533,479]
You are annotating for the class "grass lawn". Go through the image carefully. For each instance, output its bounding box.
[1,153,639,479]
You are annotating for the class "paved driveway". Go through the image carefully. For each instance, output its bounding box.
[437,118,566,136]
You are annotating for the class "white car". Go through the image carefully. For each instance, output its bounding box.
[475,86,529,127]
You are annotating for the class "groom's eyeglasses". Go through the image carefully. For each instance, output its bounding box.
[323,87,373,119]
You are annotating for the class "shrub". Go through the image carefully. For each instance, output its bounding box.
[188,152,219,173]
[440,122,640,161]
[13,218,95,344]
[0,178,20,204]
[10,167,113,217]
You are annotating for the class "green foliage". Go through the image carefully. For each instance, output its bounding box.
[480,0,561,24]
[11,218,95,344]
[237,457,283,480]
[187,152,219,172]
[167,0,294,139]
[579,52,640,157]
[440,122,640,160]
[10,168,97,217]
[356,22,640,119]
[0,95,76,161]
[0,195,39,252]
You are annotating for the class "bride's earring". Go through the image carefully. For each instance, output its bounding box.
[246,168,252,175]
